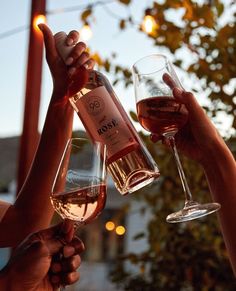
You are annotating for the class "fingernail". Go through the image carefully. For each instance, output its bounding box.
[63,245,75,258]
[66,57,74,65]
[37,24,43,31]
[67,38,74,46]
[82,63,89,70]
[173,87,183,96]
[51,262,62,273]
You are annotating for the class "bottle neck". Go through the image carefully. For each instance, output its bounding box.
[85,70,104,89]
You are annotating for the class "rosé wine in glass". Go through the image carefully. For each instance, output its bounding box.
[137,96,188,136]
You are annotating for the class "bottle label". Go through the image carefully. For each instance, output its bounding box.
[74,86,138,160]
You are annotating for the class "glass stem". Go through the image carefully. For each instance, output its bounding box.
[168,136,193,205]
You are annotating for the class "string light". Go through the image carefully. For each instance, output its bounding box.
[141,15,158,34]
[33,14,46,32]
[80,24,93,41]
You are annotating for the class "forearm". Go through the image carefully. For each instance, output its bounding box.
[3,92,73,246]
[201,137,236,275]
[16,92,74,222]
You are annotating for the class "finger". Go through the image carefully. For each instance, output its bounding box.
[29,222,63,242]
[50,252,81,274]
[29,222,73,255]
[60,219,75,243]
[61,271,80,286]
[150,134,162,143]
[66,42,87,66]
[162,73,177,90]
[50,271,80,287]
[173,88,201,114]
[83,58,95,70]
[50,261,62,273]
[61,255,81,272]
[63,245,76,258]
[150,134,170,147]
[50,274,61,286]
[25,240,49,260]
[173,88,215,130]
[75,51,90,68]
[38,23,57,63]
[68,66,89,96]
[66,30,80,46]
[50,237,84,272]
[64,236,85,257]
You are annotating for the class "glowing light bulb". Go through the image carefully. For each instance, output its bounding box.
[105,221,115,231]
[115,225,126,236]
[142,15,157,34]
[33,14,46,31]
[80,24,92,41]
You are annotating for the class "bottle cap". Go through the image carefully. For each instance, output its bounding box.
[54,31,74,63]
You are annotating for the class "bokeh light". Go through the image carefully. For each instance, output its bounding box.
[142,15,158,34]
[80,24,93,41]
[105,221,115,231]
[115,225,126,236]
[33,14,46,31]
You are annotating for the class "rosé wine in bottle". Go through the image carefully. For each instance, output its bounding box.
[137,96,188,136]
[55,32,160,195]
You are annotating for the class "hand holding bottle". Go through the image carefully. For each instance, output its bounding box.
[38,23,95,100]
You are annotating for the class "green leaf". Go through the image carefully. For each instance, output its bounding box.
[133,232,145,240]
[119,19,126,30]
[129,111,138,122]
[216,2,224,16]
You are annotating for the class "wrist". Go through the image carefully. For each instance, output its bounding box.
[51,86,68,99]
[43,92,74,134]
[200,135,235,171]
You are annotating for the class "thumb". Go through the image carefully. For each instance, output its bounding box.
[173,88,210,123]
[172,88,197,109]
[60,219,75,243]
[32,222,74,255]
[38,23,57,64]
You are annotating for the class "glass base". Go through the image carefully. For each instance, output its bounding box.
[166,201,221,223]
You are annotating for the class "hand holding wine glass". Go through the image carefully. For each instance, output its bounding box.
[51,137,107,226]
[132,54,221,223]
[51,137,107,289]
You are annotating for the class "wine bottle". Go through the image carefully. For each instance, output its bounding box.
[55,32,160,195]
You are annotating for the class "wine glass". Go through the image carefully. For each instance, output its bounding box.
[51,137,107,289]
[132,54,220,223]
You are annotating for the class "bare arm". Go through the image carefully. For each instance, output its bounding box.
[172,88,236,275]
[151,84,236,274]
[0,24,94,247]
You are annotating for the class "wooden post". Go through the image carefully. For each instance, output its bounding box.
[17,0,46,193]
